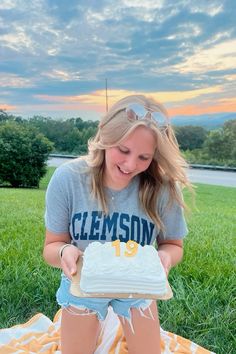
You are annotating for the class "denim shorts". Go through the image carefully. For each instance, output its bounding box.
[56,274,152,321]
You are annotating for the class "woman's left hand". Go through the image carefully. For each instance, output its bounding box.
[158,250,172,276]
[157,239,183,277]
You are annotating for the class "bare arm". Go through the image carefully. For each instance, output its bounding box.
[157,239,183,275]
[43,229,82,279]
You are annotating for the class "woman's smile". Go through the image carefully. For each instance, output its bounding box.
[104,126,155,190]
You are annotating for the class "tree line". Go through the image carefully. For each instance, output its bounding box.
[0,110,98,155]
[174,121,236,167]
[0,109,235,187]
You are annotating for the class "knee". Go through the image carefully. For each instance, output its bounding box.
[61,337,98,354]
[61,347,95,354]
[60,307,100,354]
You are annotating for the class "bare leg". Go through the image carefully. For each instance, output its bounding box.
[118,301,161,354]
[60,306,101,354]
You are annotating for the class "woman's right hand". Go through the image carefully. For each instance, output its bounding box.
[60,245,83,279]
[43,229,83,280]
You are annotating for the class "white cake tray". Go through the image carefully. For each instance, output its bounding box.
[70,257,173,300]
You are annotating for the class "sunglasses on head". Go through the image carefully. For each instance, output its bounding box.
[125,103,169,130]
[100,102,170,130]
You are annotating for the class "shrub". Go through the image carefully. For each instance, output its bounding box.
[0,121,53,187]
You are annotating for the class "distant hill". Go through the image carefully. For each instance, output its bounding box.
[171,112,236,130]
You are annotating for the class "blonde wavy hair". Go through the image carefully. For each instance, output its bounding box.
[85,94,192,229]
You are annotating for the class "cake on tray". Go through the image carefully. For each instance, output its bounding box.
[79,240,167,296]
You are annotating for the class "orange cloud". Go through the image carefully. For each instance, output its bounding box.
[172,39,236,74]
[168,98,236,116]
[0,103,17,111]
[31,89,236,118]
[35,89,135,108]
[35,85,222,107]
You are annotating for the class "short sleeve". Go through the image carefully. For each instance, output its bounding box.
[44,167,70,234]
[157,185,188,241]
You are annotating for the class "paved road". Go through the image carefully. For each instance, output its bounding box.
[47,157,73,167]
[47,157,236,188]
[186,168,236,188]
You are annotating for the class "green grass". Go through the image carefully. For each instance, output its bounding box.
[159,184,236,353]
[0,170,235,353]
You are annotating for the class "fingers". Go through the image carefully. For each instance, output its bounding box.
[61,245,83,279]
[158,250,171,276]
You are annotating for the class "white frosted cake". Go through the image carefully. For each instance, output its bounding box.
[80,241,167,295]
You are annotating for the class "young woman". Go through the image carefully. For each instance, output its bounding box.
[43,94,191,354]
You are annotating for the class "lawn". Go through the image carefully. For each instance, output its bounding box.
[0,168,235,353]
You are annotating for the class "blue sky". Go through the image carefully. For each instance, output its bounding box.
[1,0,236,121]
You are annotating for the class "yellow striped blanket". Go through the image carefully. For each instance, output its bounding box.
[0,307,215,354]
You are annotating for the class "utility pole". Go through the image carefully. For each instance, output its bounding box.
[105,78,108,112]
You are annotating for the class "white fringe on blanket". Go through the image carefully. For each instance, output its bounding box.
[0,307,215,354]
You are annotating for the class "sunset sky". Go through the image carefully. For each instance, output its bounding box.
[1,0,236,121]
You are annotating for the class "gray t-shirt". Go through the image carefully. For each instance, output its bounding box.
[45,158,188,250]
